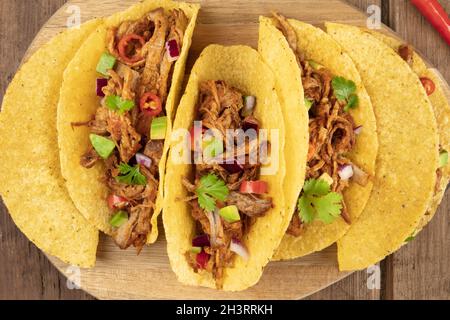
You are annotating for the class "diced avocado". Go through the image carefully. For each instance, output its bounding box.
[319,172,334,186]
[190,246,202,254]
[109,211,128,227]
[218,205,240,223]
[96,52,116,77]
[150,116,167,140]
[203,137,223,158]
[89,134,115,159]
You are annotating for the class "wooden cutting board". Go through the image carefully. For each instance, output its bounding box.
[20,0,444,299]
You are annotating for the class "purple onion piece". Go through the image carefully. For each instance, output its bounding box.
[354,125,363,135]
[136,153,152,169]
[166,39,180,62]
[338,164,354,180]
[96,78,108,97]
[192,234,210,247]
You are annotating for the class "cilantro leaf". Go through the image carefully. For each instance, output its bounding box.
[314,192,343,223]
[106,95,135,114]
[332,77,356,101]
[302,178,330,196]
[332,77,359,112]
[298,195,315,224]
[116,163,147,185]
[297,178,343,224]
[344,94,359,112]
[196,174,229,212]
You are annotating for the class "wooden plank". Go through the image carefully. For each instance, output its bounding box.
[0,0,93,300]
[383,0,450,300]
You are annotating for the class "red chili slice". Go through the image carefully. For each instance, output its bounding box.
[240,180,268,194]
[118,34,146,64]
[140,93,162,116]
[420,77,436,96]
[107,194,128,210]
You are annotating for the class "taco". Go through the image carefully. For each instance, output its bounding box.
[0,20,101,267]
[325,23,440,270]
[258,14,378,260]
[58,0,199,252]
[364,30,450,237]
[163,45,289,290]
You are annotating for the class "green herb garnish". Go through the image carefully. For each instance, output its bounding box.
[109,211,129,227]
[196,174,229,212]
[106,95,135,114]
[298,178,343,224]
[116,163,147,186]
[331,76,359,112]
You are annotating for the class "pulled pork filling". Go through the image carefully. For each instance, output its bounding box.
[76,8,188,252]
[183,80,273,289]
[273,13,365,236]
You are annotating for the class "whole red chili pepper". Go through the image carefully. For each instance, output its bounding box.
[411,0,450,46]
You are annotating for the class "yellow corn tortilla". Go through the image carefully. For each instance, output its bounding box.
[0,20,101,268]
[163,45,286,291]
[259,17,378,260]
[326,23,439,271]
[57,0,200,243]
[366,30,450,236]
[258,17,309,248]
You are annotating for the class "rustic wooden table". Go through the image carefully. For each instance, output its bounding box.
[0,0,449,300]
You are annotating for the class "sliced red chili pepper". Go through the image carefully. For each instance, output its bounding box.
[140,93,162,116]
[420,77,436,96]
[118,34,146,64]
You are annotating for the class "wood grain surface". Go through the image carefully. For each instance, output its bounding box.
[0,0,449,299]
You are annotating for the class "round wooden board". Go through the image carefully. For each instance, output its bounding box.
[19,0,438,300]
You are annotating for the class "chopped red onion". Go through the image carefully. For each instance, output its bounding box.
[354,125,363,135]
[352,163,370,186]
[230,238,249,260]
[166,39,180,62]
[338,164,354,180]
[192,234,210,247]
[96,78,108,97]
[196,250,210,269]
[135,153,152,169]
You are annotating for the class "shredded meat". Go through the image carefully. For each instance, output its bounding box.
[226,192,272,218]
[80,146,101,168]
[76,8,188,252]
[273,13,361,235]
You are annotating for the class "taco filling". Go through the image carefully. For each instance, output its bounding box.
[182,80,273,289]
[74,8,188,252]
[272,13,369,236]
